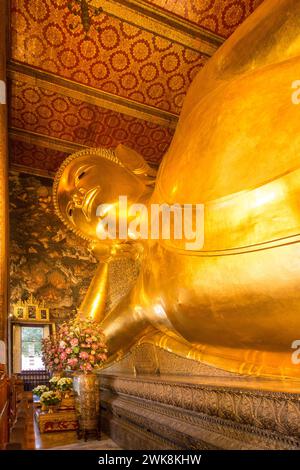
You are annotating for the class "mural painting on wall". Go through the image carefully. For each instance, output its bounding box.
[9,172,98,322]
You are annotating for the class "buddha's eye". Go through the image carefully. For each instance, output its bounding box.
[75,165,93,188]
[75,165,93,187]
[67,202,75,218]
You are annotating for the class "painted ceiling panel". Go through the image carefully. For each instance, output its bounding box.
[10,140,69,173]
[11,0,207,115]
[10,80,174,165]
[144,0,264,38]
[9,1,264,173]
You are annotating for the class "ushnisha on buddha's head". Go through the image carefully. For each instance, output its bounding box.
[53,147,154,244]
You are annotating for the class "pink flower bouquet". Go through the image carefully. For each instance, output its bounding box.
[42,319,108,373]
[41,336,64,373]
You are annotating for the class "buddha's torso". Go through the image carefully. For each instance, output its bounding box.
[136,0,300,378]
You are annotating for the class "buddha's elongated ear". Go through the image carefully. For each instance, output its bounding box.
[115,144,157,178]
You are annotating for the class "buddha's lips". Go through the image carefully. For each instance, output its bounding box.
[82,186,100,221]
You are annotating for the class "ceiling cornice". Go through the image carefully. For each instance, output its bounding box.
[8,127,159,173]
[8,61,179,129]
[9,163,55,179]
[9,127,161,169]
[92,0,224,55]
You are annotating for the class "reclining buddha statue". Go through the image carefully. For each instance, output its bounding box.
[53,0,300,380]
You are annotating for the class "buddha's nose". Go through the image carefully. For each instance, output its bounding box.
[72,189,85,208]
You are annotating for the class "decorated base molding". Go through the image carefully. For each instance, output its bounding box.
[99,343,300,450]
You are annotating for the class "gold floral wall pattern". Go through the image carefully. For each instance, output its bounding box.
[9,172,97,321]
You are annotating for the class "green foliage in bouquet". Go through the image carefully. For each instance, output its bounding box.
[57,377,73,392]
[40,390,61,407]
[32,385,49,397]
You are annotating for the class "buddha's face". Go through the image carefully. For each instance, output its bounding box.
[55,153,146,242]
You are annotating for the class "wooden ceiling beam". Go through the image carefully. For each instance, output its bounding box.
[8,61,178,129]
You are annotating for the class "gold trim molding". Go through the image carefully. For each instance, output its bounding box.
[8,62,178,129]
[92,0,224,55]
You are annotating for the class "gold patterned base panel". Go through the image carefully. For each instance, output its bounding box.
[98,344,300,450]
[35,408,78,434]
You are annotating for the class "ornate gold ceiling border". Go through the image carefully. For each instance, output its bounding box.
[93,0,224,55]
[9,127,87,154]
[8,62,178,129]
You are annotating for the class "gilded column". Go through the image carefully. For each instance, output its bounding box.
[0,0,8,349]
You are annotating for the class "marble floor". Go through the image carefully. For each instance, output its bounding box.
[34,419,121,450]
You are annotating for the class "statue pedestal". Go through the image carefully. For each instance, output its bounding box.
[99,343,300,450]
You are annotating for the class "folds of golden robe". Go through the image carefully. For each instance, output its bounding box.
[150,0,300,379]
[55,0,300,381]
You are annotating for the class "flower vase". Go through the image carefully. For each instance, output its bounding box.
[72,372,100,441]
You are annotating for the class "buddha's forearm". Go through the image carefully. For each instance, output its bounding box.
[78,262,109,323]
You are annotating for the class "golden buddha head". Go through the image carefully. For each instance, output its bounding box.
[53,147,148,244]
